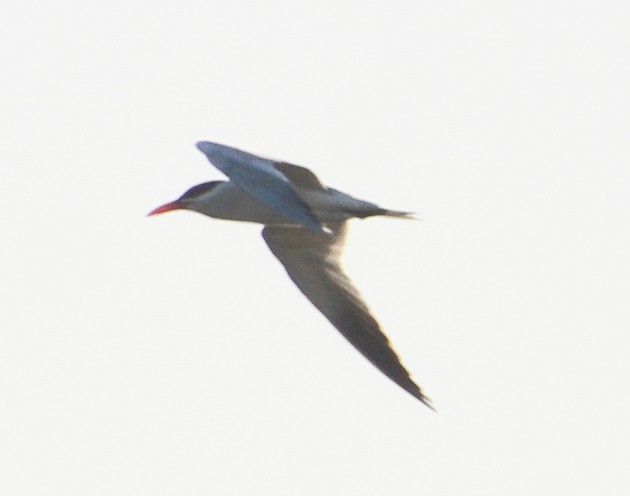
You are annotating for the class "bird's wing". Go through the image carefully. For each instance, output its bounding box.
[262,224,433,408]
[273,162,326,190]
[196,142,325,234]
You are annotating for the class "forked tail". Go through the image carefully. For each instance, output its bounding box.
[378,208,417,219]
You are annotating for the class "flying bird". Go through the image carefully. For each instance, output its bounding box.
[149,141,432,408]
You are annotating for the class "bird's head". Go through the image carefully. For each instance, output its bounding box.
[147,181,223,216]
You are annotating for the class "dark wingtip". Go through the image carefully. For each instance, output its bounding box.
[409,387,436,411]
[420,396,436,412]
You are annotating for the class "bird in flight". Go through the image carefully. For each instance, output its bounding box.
[149,141,432,408]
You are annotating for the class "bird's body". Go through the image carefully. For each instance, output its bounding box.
[149,141,432,409]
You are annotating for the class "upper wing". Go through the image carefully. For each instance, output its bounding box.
[262,224,433,408]
[196,141,325,234]
[273,162,326,190]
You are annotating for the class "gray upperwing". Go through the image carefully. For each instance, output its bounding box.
[273,162,326,190]
[196,141,325,234]
[262,224,433,408]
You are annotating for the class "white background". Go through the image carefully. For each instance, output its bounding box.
[2,1,629,494]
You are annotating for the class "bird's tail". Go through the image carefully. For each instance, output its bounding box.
[352,207,418,220]
[378,208,417,219]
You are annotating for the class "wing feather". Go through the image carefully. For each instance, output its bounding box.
[273,162,326,190]
[262,224,432,407]
[196,142,325,234]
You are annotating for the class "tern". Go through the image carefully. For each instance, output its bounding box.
[149,141,432,408]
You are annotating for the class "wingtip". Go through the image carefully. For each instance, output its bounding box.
[411,389,436,411]
[405,383,435,410]
[195,141,213,154]
[421,397,437,412]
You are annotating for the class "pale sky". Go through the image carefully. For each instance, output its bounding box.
[2,1,629,494]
